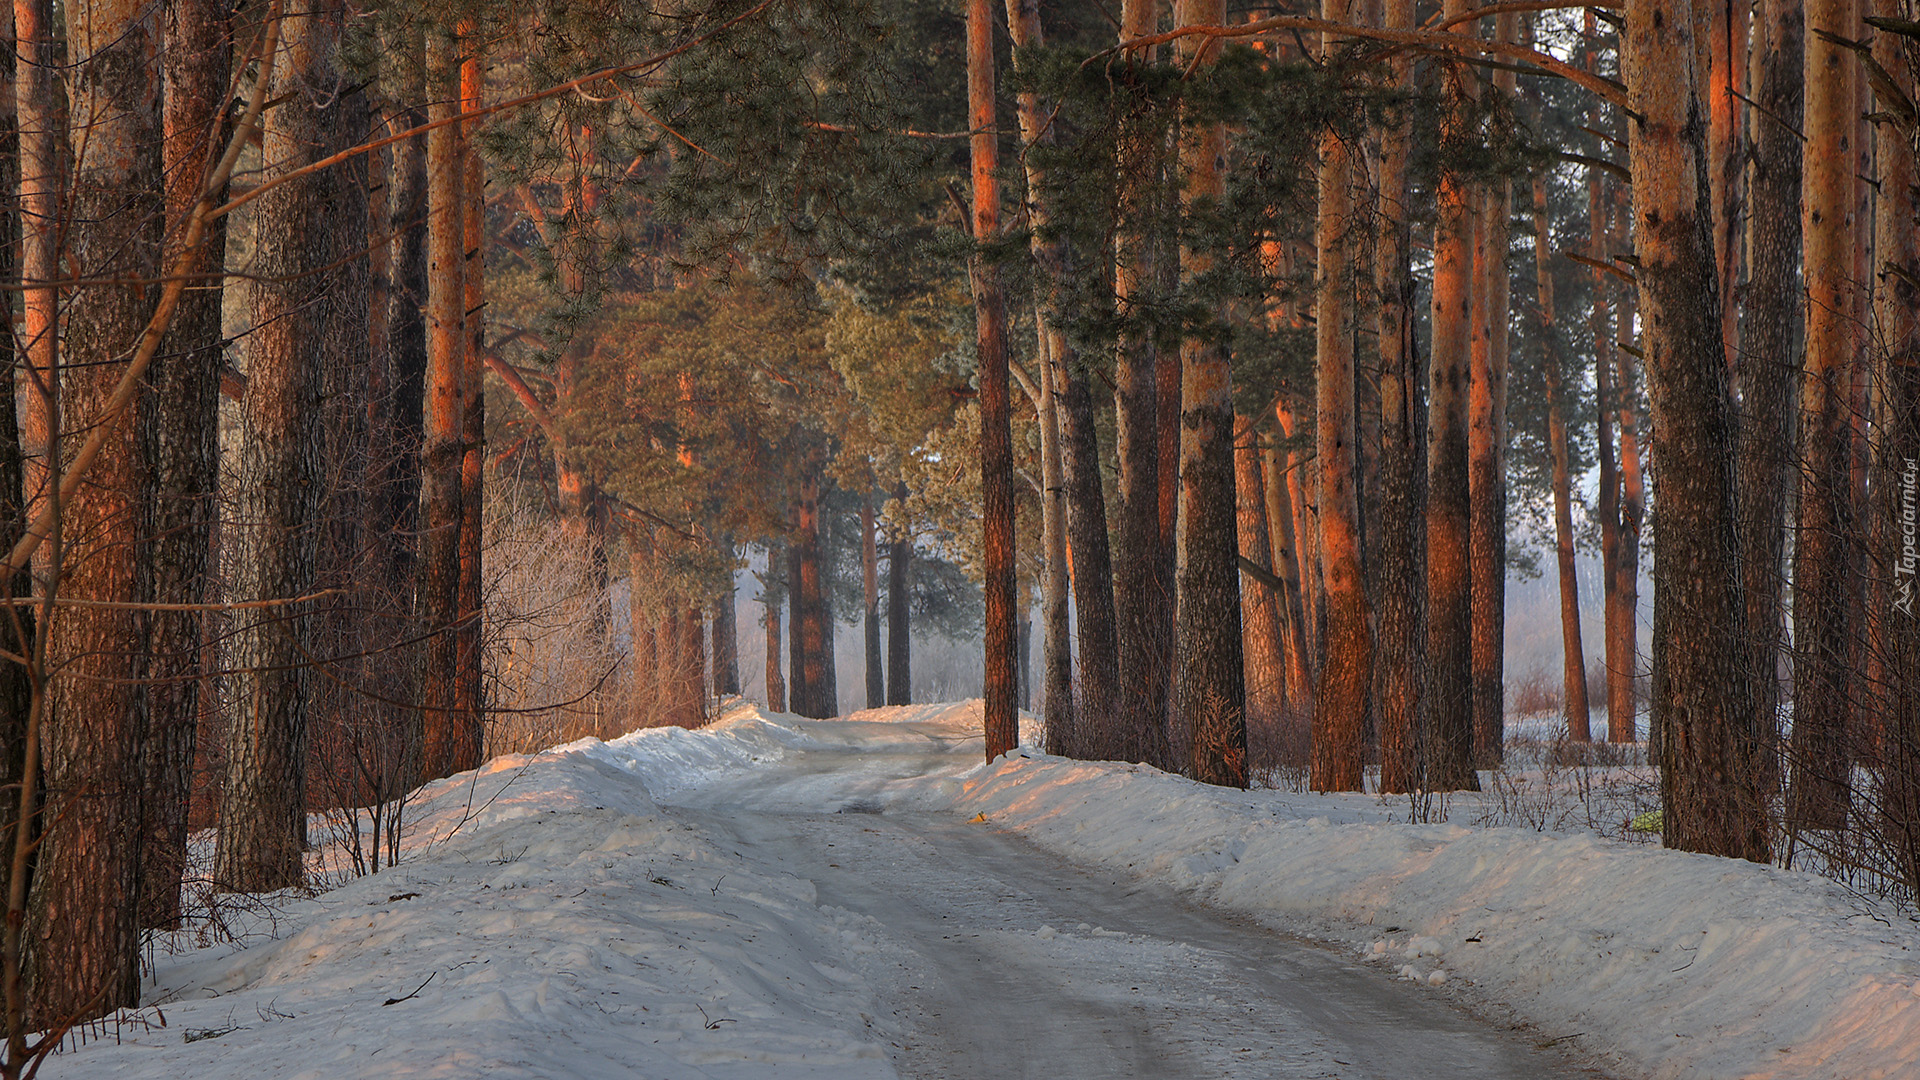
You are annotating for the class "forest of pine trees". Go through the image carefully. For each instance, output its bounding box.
[0,0,1917,1065]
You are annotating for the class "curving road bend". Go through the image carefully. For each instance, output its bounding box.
[666,723,1619,1080]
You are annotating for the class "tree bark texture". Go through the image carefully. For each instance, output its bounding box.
[1870,0,1920,892]
[454,36,487,764]
[1111,0,1170,768]
[1743,0,1797,764]
[417,30,469,781]
[1236,420,1286,740]
[763,542,786,713]
[1469,22,1515,767]
[1425,10,1480,791]
[1372,0,1424,793]
[888,528,912,705]
[1174,0,1248,789]
[1309,2,1367,792]
[713,536,740,697]
[33,0,163,1022]
[862,500,885,709]
[1624,0,1771,861]
[140,0,229,930]
[794,478,833,718]
[969,0,1018,760]
[1788,0,1858,834]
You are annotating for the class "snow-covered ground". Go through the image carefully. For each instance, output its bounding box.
[44,700,1920,1079]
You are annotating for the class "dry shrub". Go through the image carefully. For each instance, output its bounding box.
[1249,702,1310,792]
[1508,663,1561,717]
[483,497,629,755]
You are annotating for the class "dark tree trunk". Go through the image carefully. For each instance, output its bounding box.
[762,543,785,712]
[1469,40,1514,766]
[862,501,884,709]
[888,526,912,706]
[1425,4,1480,791]
[32,0,162,1022]
[1787,0,1854,834]
[220,2,367,889]
[0,0,32,995]
[794,480,830,718]
[788,531,810,716]
[1870,0,1920,893]
[1623,0,1771,861]
[714,536,740,698]
[140,0,229,931]
[1175,0,1247,788]
[1110,0,1168,769]
[1373,0,1424,793]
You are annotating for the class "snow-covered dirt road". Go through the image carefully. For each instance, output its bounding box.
[687,808,1600,1080]
[44,699,1920,1079]
[646,708,1605,1079]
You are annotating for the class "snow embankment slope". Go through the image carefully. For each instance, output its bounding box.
[49,744,905,1079]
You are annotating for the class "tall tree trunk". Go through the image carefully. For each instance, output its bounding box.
[383,91,429,630]
[1586,56,1632,744]
[862,500,884,709]
[713,536,739,697]
[1426,2,1480,790]
[11,0,56,1029]
[968,0,1018,760]
[762,542,786,713]
[143,0,229,931]
[1037,340,1075,751]
[794,479,830,718]
[1236,420,1286,739]
[1112,0,1169,768]
[1870,0,1920,891]
[1789,0,1858,832]
[0,0,32,1020]
[220,1,366,890]
[1469,19,1516,766]
[1309,0,1366,792]
[1532,171,1590,740]
[33,0,163,1021]
[454,33,486,764]
[1373,0,1424,794]
[1615,264,1647,746]
[817,507,840,712]
[1003,0,1081,754]
[1173,0,1247,788]
[787,528,810,716]
[1624,0,1770,860]
[888,519,912,705]
[416,29,468,780]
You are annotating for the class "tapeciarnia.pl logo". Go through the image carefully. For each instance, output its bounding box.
[1898,457,1918,618]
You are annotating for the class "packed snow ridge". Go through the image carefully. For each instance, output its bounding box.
[49,700,1920,1079]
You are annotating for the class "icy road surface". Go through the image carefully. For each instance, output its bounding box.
[660,717,1607,1080]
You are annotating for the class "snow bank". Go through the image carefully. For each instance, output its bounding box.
[928,746,1920,1080]
[47,736,905,1080]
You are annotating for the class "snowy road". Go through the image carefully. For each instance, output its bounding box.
[661,719,1609,1080]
